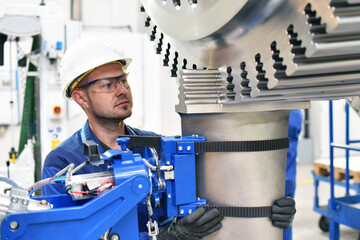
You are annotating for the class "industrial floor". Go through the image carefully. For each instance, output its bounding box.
[293,164,359,240]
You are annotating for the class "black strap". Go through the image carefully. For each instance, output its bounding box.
[195,138,289,152]
[118,135,289,152]
[201,205,272,218]
[119,135,161,149]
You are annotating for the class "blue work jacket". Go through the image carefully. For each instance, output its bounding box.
[42,120,160,239]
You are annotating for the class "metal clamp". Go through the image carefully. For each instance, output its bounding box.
[146,219,159,239]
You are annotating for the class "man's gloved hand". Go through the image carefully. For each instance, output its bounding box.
[157,207,223,240]
[271,197,296,229]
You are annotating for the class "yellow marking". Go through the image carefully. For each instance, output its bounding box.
[9,153,16,163]
[297,178,314,184]
[51,140,61,149]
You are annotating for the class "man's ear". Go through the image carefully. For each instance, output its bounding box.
[72,89,89,109]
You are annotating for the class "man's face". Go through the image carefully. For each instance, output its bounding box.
[78,62,133,122]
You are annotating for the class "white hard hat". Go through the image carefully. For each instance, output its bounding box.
[60,37,132,100]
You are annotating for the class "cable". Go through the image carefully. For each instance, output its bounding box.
[28,177,64,196]
[149,147,165,190]
[65,164,75,193]
[27,161,90,196]
[142,158,173,171]
[48,163,74,181]
[0,176,23,189]
[63,161,89,194]
[8,38,18,169]
[27,164,74,195]
[71,160,89,175]
[70,180,115,197]
[142,158,157,171]
[97,181,115,195]
[9,38,14,149]
[71,191,88,194]
[98,181,114,188]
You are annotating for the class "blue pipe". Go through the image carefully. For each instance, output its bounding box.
[329,101,335,210]
[345,103,350,196]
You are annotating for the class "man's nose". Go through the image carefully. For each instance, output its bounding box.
[114,80,127,95]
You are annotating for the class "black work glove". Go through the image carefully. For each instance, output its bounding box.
[157,207,223,240]
[271,197,296,229]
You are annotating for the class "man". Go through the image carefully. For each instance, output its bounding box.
[42,38,296,239]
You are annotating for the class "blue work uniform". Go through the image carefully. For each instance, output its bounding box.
[42,120,160,240]
[284,109,303,240]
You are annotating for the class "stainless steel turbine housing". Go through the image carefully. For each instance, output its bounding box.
[141,0,360,110]
[140,0,360,239]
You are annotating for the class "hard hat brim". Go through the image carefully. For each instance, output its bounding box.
[62,57,132,100]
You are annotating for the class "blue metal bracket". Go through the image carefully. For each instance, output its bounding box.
[329,195,360,230]
[161,136,206,217]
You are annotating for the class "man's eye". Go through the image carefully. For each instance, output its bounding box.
[103,83,112,88]
[99,80,113,89]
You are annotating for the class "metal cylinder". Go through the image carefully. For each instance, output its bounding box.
[181,110,290,240]
[71,0,82,21]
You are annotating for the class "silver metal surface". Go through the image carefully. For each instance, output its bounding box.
[164,171,175,180]
[347,96,360,116]
[176,69,311,113]
[181,111,289,240]
[0,188,51,229]
[141,0,360,108]
[70,171,114,200]
[141,0,251,41]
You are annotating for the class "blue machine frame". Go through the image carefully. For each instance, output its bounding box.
[1,136,206,240]
[313,101,360,240]
[2,176,150,240]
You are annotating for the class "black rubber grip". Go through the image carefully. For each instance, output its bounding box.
[201,205,272,218]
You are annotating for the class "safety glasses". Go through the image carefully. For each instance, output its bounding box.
[76,73,130,93]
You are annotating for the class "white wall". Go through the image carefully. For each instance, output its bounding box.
[0,0,71,19]
[309,99,360,161]
[81,0,145,33]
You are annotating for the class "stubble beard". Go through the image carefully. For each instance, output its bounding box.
[94,109,132,124]
[89,99,133,125]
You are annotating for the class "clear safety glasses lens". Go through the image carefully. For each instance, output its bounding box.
[77,73,130,93]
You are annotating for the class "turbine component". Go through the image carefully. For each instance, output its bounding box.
[181,111,289,240]
[140,0,360,239]
[176,69,310,113]
[347,96,360,117]
[141,0,360,107]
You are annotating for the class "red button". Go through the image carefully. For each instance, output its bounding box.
[53,106,61,114]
